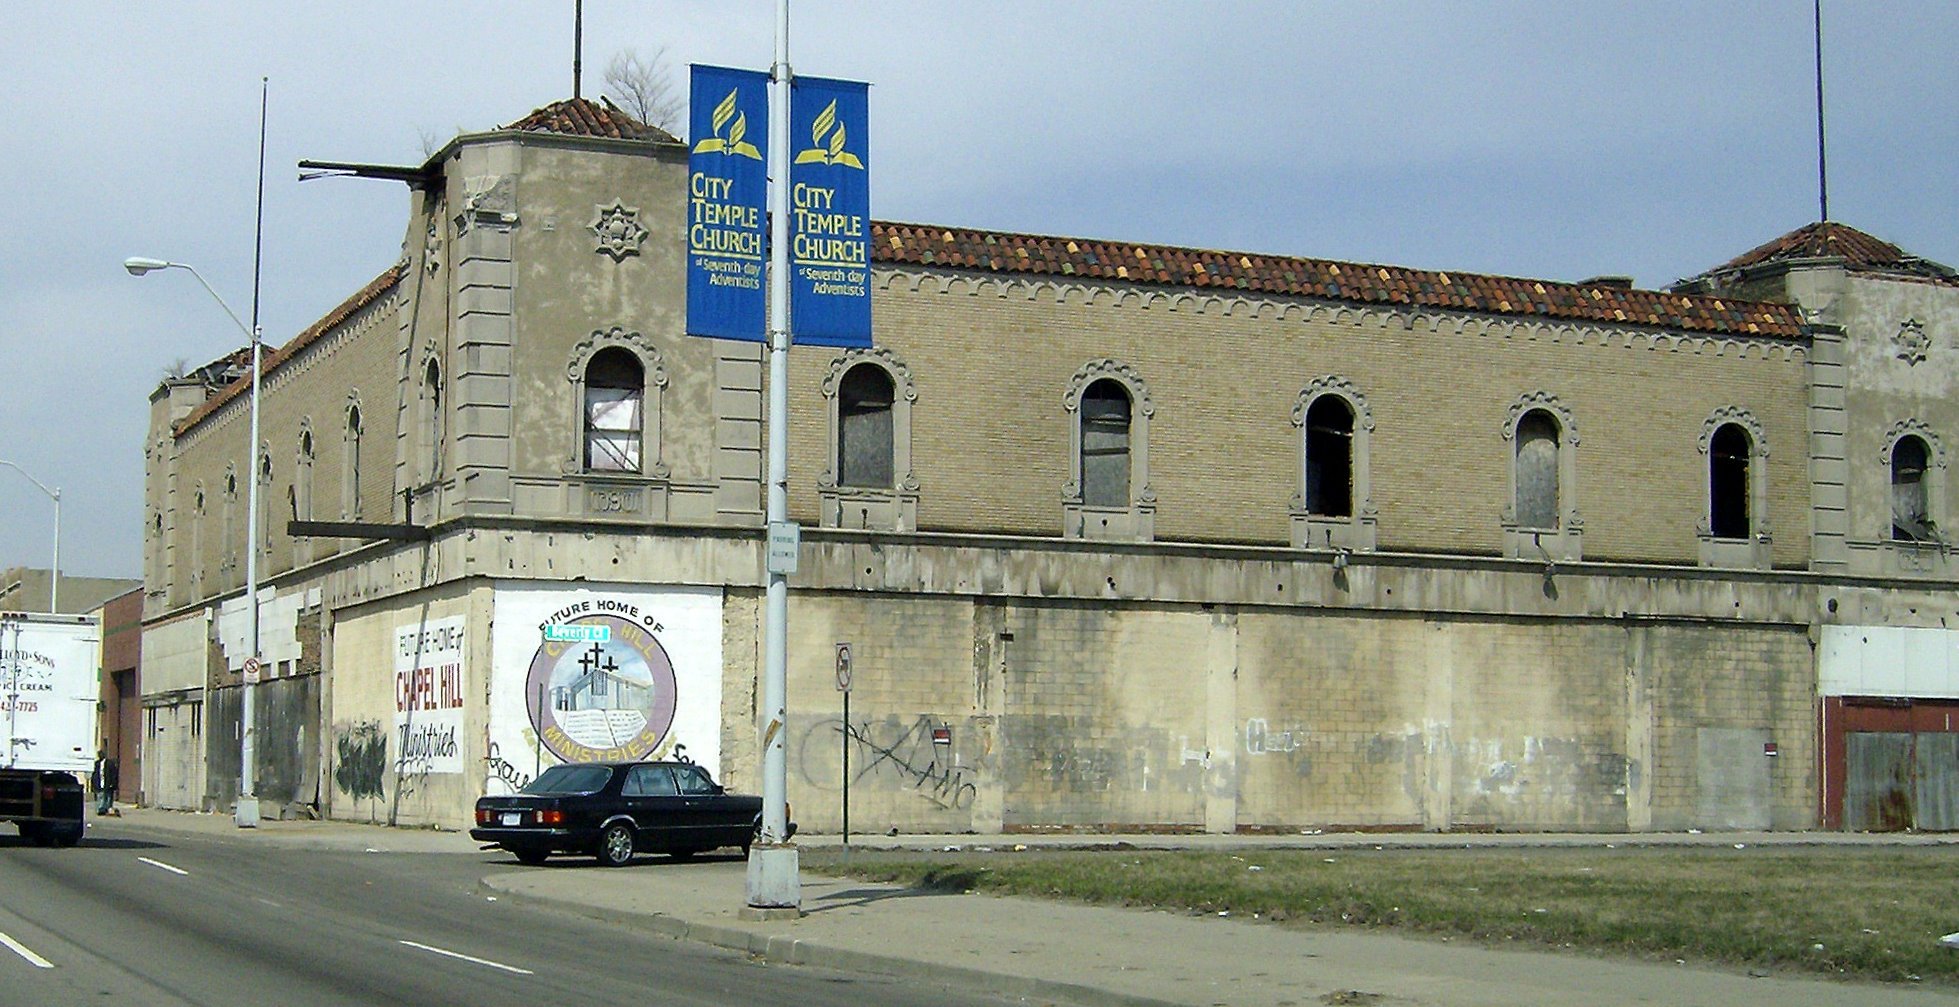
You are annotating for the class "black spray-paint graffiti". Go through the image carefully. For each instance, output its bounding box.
[334,721,386,800]
[797,715,980,809]
[484,741,533,793]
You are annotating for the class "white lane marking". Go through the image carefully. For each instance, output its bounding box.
[137,857,189,876]
[0,931,53,969]
[397,940,534,975]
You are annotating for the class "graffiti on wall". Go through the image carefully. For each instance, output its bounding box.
[1005,716,1236,799]
[484,740,533,793]
[794,715,983,810]
[333,720,386,800]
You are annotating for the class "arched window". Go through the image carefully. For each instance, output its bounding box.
[1514,410,1561,530]
[223,468,238,588]
[421,359,443,484]
[1303,395,1354,518]
[583,347,644,472]
[342,402,363,519]
[1893,435,1932,541]
[837,363,895,488]
[1079,379,1131,508]
[1708,423,1751,539]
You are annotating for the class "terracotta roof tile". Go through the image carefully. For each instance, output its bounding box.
[500,97,678,144]
[174,265,405,436]
[1698,221,1957,285]
[871,222,1805,340]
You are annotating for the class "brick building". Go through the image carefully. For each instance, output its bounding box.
[138,98,1957,833]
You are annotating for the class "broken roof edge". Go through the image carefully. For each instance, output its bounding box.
[172,263,406,438]
[869,220,1808,341]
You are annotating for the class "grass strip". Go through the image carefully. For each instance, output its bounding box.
[804,846,1959,984]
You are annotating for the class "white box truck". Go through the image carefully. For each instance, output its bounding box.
[0,613,99,846]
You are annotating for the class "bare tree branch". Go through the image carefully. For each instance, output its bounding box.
[602,47,684,135]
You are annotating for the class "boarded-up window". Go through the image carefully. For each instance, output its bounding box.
[1514,410,1559,530]
[1304,395,1354,517]
[838,363,894,488]
[583,348,643,472]
[1080,379,1131,508]
[1893,436,1931,541]
[1709,422,1750,539]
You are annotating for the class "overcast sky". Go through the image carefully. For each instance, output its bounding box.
[2,1,1954,580]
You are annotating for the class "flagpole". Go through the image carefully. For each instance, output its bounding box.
[1813,0,1828,222]
[745,0,801,914]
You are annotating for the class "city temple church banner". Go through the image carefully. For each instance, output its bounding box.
[485,583,723,795]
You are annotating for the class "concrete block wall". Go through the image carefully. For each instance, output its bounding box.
[731,586,1819,835]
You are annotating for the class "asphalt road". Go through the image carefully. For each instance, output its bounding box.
[0,819,1025,1007]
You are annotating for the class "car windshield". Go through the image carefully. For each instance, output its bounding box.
[520,764,613,795]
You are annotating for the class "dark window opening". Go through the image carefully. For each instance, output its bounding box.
[1304,396,1355,517]
[1515,410,1560,530]
[1709,423,1751,539]
[583,348,644,472]
[838,364,894,488]
[1080,379,1131,508]
[1892,436,1933,542]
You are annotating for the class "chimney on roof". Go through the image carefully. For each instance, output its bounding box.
[1580,275,1635,290]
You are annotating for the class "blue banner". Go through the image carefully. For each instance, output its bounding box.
[686,65,769,341]
[788,76,872,347]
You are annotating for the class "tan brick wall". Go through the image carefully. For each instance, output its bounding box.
[786,275,1809,567]
[167,289,403,601]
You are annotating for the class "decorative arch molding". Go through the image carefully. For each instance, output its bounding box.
[293,416,317,566]
[1696,406,1774,568]
[1289,375,1378,552]
[817,347,920,532]
[562,326,670,480]
[1697,406,1768,457]
[1501,391,1580,446]
[1879,418,1947,468]
[1499,390,1583,562]
[1062,358,1155,542]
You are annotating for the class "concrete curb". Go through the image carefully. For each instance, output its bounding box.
[477,873,1185,1007]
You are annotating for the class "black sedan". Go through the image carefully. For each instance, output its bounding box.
[471,761,772,867]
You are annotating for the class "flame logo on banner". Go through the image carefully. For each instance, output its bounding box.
[692,89,762,160]
[794,99,864,168]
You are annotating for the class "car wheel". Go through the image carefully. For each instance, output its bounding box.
[18,822,46,846]
[596,823,635,867]
[513,847,550,866]
[49,822,83,848]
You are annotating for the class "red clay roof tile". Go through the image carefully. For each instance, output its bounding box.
[871,221,1805,339]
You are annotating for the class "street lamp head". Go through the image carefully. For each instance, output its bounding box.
[123,257,173,276]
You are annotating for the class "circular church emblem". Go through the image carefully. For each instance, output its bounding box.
[525,614,678,763]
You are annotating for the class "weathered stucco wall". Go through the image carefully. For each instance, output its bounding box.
[325,581,487,829]
[725,579,1818,835]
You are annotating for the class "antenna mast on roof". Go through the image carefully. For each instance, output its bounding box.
[1813,0,1829,223]
[573,0,584,99]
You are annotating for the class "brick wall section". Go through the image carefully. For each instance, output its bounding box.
[786,274,1809,567]
[166,289,404,601]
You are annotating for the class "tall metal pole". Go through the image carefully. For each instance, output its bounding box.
[236,77,270,830]
[573,0,584,100]
[745,0,801,914]
[0,462,60,613]
[1813,0,1828,223]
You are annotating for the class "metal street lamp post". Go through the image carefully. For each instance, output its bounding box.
[0,462,60,613]
[124,256,263,829]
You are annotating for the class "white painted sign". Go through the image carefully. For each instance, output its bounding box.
[767,521,800,575]
[488,584,723,796]
[394,615,467,774]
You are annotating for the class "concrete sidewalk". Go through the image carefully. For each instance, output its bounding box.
[114,809,1958,1006]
